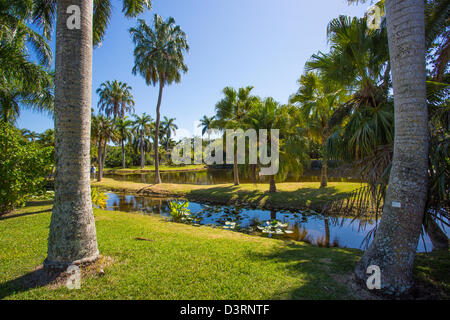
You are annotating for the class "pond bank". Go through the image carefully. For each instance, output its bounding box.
[1,201,448,299]
[103,165,207,174]
[92,178,363,212]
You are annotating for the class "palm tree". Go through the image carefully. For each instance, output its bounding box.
[161,116,178,151]
[354,0,429,295]
[91,114,116,181]
[38,129,55,147]
[115,117,133,168]
[213,86,258,185]
[198,115,215,140]
[0,4,54,124]
[96,80,135,119]
[130,15,189,184]
[246,99,308,192]
[133,113,153,169]
[34,0,151,268]
[290,72,346,188]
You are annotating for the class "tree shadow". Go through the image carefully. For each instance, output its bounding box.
[246,242,362,299]
[0,208,52,221]
[0,266,65,299]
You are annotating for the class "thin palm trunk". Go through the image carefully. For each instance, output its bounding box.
[154,82,163,184]
[233,147,239,186]
[324,218,330,248]
[269,175,277,193]
[46,0,98,268]
[140,131,145,169]
[320,158,328,188]
[97,140,103,182]
[355,0,428,295]
[121,139,126,168]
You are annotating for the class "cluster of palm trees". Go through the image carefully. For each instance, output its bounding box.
[200,86,307,192]
[92,105,178,182]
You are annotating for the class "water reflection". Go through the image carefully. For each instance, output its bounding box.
[104,169,361,185]
[104,192,441,252]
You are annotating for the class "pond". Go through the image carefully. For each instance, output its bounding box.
[104,192,442,252]
[104,169,361,185]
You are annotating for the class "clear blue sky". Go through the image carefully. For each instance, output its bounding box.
[17,0,367,138]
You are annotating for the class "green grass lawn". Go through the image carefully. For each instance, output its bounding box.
[0,201,448,300]
[93,178,363,212]
[103,164,207,173]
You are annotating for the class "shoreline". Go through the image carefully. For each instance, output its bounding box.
[92,178,363,212]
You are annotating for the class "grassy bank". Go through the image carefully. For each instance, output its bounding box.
[103,164,207,174]
[93,178,363,212]
[0,202,448,299]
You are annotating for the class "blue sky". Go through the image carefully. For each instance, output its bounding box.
[17,0,368,139]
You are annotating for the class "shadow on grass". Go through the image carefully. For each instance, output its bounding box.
[0,266,64,299]
[247,242,361,299]
[0,208,52,221]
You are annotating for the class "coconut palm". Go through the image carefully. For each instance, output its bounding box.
[353,0,429,295]
[290,72,347,188]
[96,80,135,119]
[130,15,189,184]
[133,113,154,169]
[213,86,259,185]
[161,116,178,151]
[114,117,133,168]
[31,0,151,268]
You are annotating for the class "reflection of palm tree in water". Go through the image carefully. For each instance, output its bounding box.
[270,210,277,220]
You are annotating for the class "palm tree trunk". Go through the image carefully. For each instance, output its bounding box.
[140,131,145,169]
[46,0,98,269]
[324,217,330,248]
[121,139,126,169]
[320,158,327,188]
[101,143,106,179]
[97,140,103,182]
[154,82,163,184]
[233,147,239,186]
[269,175,277,193]
[355,0,428,296]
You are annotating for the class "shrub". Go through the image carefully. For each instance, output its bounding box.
[0,123,53,215]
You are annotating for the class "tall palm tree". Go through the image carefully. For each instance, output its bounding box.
[198,115,215,140]
[96,80,135,119]
[114,117,133,168]
[130,15,189,184]
[290,72,346,188]
[133,113,153,169]
[33,0,151,268]
[214,86,258,185]
[91,114,116,182]
[161,116,178,151]
[354,0,429,295]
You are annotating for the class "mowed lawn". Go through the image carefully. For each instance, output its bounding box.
[93,178,363,211]
[0,202,448,300]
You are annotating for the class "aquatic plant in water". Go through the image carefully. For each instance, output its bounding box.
[256,220,293,235]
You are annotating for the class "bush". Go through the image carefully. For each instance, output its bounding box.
[0,123,53,215]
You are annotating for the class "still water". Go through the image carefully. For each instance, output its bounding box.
[104,169,360,185]
[104,192,440,252]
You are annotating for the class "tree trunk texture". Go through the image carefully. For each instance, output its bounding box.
[46,0,99,269]
[355,0,428,296]
[154,82,163,184]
